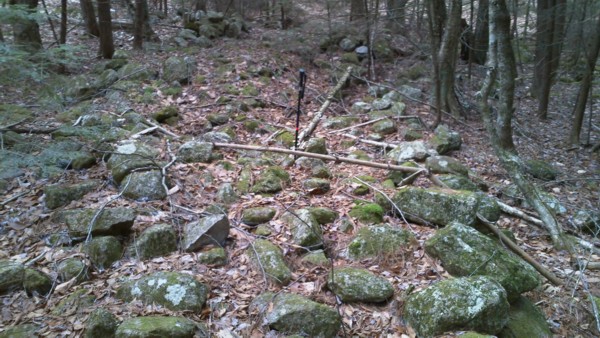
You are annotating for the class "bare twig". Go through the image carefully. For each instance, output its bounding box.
[327,117,385,134]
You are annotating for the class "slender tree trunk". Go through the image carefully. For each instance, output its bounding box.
[60,0,67,44]
[437,0,462,117]
[350,0,366,22]
[386,0,409,32]
[427,0,442,127]
[97,0,114,58]
[0,27,4,42]
[472,0,489,64]
[568,15,600,145]
[133,0,144,49]
[80,0,99,37]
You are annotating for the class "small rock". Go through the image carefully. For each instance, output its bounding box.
[57,258,89,283]
[23,268,52,296]
[45,180,100,209]
[85,236,123,270]
[371,118,396,135]
[63,207,136,237]
[198,247,227,266]
[303,178,331,194]
[430,124,462,155]
[178,141,214,163]
[302,250,329,266]
[386,140,437,163]
[327,266,393,302]
[371,98,392,111]
[121,170,167,201]
[216,182,238,204]
[182,214,230,251]
[281,209,323,249]
[351,101,372,114]
[348,223,414,259]
[0,324,40,337]
[307,207,338,224]
[52,289,96,316]
[0,260,25,294]
[426,155,469,176]
[247,239,291,285]
[348,203,384,224]
[115,316,207,338]
[85,308,117,338]
[304,138,328,154]
[241,207,277,226]
[524,159,559,180]
[130,223,177,260]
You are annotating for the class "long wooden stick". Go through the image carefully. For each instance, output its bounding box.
[212,142,423,174]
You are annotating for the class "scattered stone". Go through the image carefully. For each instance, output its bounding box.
[63,207,136,237]
[57,258,89,283]
[371,98,392,111]
[121,170,167,201]
[254,225,272,236]
[390,101,406,116]
[403,128,423,141]
[348,223,414,259]
[498,296,552,338]
[303,178,331,194]
[404,276,509,337]
[305,138,328,154]
[302,250,329,266]
[107,141,159,184]
[247,239,291,285]
[197,247,227,266]
[115,316,207,338]
[430,124,462,155]
[572,210,600,234]
[85,236,123,270]
[251,166,290,194]
[51,289,96,316]
[351,101,372,114]
[199,131,232,143]
[241,207,276,226]
[426,155,469,176]
[348,203,384,224]
[523,159,559,181]
[162,56,197,84]
[355,46,369,59]
[307,207,338,224]
[44,180,100,209]
[322,116,359,129]
[327,267,393,302]
[249,292,341,337]
[117,62,158,81]
[337,217,354,233]
[116,271,209,311]
[0,324,40,337]
[438,174,480,192]
[311,164,332,178]
[216,182,238,204]
[85,308,117,338]
[130,223,177,260]
[386,140,437,163]
[372,118,396,135]
[178,141,214,163]
[153,105,179,124]
[207,113,229,125]
[426,222,540,301]
[397,84,422,100]
[0,260,25,294]
[281,209,323,249]
[182,214,230,251]
[23,268,52,296]
[339,37,357,52]
[385,161,419,187]
[392,187,500,227]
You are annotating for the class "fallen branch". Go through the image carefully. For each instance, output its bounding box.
[213,142,423,174]
[341,133,399,149]
[141,119,180,139]
[327,117,385,134]
[131,126,159,139]
[477,214,563,286]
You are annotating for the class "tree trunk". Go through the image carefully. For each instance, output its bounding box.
[133,0,144,49]
[386,0,409,32]
[482,0,567,250]
[568,15,600,145]
[60,0,67,44]
[97,0,114,59]
[80,0,99,37]
[472,0,489,64]
[9,0,42,52]
[350,0,366,22]
[0,26,4,43]
[427,0,442,127]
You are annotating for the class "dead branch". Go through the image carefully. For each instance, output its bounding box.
[141,119,180,139]
[327,117,385,134]
[341,133,399,149]
[497,201,544,227]
[477,214,563,286]
[296,66,353,148]
[212,142,423,174]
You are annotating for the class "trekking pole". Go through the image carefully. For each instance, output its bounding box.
[294,69,307,156]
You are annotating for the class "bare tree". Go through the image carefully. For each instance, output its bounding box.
[97,0,114,58]
[60,0,67,44]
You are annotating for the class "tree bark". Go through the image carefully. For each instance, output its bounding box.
[386,0,409,32]
[133,0,144,49]
[350,0,367,22]
[97,0,114,59]
[60,0,67,44]
[9,0,42,52]
[568,14,600,145]
[427,0,443,127]
[80,0,99,37]
[472,0,489,64]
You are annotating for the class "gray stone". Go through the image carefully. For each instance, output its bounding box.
[426,155,469,176]
[572,210,600,235]
[523,159,559,181]
[302,250,329,266]
[85,236,123,270]
[251,166,290,194]
[115,316,207,338]
[307,207,338,224]
[390,101,406,116]
[23,268,52,296]
[107,141,159,184]
[304,138,328,154]
[131,223,177,260]
[116,271,209,312]
[216,182,238,204]
[322,116,359,129]
[117,62,158,81]
[162,56,196,84]
[249,292,341,337]
[404,276,509,337]
[85,308,117,338]
[247,239,291,285]
[348,223,414,259]
[303,178,331,194]
[397,84,422,100]
[327,267,393,302]
[178,141,214,163]
[57,258,89,283]
[355,46,369,58]
[63,207,136,237]
[241,207,276,226]
[499,296,552,338]
[430,124,462,155]
[386,140,437,163]
[339,37,356,52]
[371,118,396,135]
[438,174,480,192]
[351,101,372,114]
[0,324,40,338]
[207,113,229,125]
[199,131,232,143]
[0,260,25,294]
[121,170,166,201]
[371,97,392,110]
[426,222,540,301]
[197,247,227,266]
[348,203,384,224]
[281,209,323,249]
[182,214,230,251]
[392,187,500,227]
[368,85,387,98]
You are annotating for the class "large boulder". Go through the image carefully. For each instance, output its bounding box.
[246,239,291,285]
[115,316,208,338]
[44,180,100,209]
[404,276,509,337]
[249,292,341,337]
[130,223,178,260]
[386,140,436,163]
[177,141,214,163]
[182,214,230,251]
[120,170,167,201]
[392,187,500,227]
[348,223,414,259]
[62,207,136,237]
[116,271,209,312]
[251,166,290,194]
[281,209,323,249]
[327,267,394,302]
[425,222,541,301]
[498,296,552,338]
[162,56,197,84]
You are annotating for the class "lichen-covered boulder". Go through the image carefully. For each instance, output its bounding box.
[85,236,123,270]
[348,223,414,259]
[392,187,500,227]
[241,207,276,226]
[115,316,208,338]
[348,202,384,224]
[426,155,469,176]
[327,267,393,302]
[322,116,360,129]
[302,250,329,266]
[246,239,291,285]
[498,296,552,338]
[162,56,197,84]
[57,258,89,283]
[249,292,341,337]
[0,260,25,294]
[177,141,214,163]
[386,140,436,163]
[523,159,559,181]
[182,214,230,251]
[63,207,136,237]
[216,182,238,204]
[372,118,396,135]
[351,101,372,114]
[116,271,209,312]
[121,170,167,201]
[430,124,462,155]
[281,209,323,249]
[304,138,328,154]
[23,268,52,296]
[307,207,338,224]
[404,276,509,337]
[197,247,227,266]
[426,222,540,301]
[438,174,480,192]
[106,141,159,184]
[85,308,117,338]
[130,223,177,260]
[45,180,100,209]
[251,166,290,194]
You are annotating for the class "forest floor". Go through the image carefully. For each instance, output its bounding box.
[1,4,600,337]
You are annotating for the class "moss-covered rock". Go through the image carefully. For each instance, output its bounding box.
[178,141,214,164]
[386,140,436,163]
[153,105,179,123]
[130,223,177,260]
[216,182,238,204]
[57,258,89,283]
[182,214,230,251]
[322,116,360,129]
[302,250,329,266]
[0,260,25,294]
[372,118,396,135]
[385,161,419,187]
[438,174,480,192]
[426,155,469,176]
[45,180,100,209]
[51,289,96,316]
[348,223,414,259]
[107,141,159,184]
[307,207,338,224]
[425,222,540,302]
[162,56,196,84]
[23,268,52,296]
[302,178,331,194]
[0,324,40,338]
[115,316,207,338]
[523,159,559,181]
[237,167,252,193]
[572,209,600,234]
[327,267,393,302]
[116,271,209,311]
[85,236,123,270]
[85,308,117,338]
[247,239,291,285]
[275,131,295,147]
[241,207,277,225]
[121,170,167,201]
[349,202,384,224]
[430,124,462,155]
[197,247,227,266]
[404,276,509,337]
[281,209,323,249]
[249,292,341,337]
[63,207,136,237]
[498,296,551,338]
[304,138,328,154]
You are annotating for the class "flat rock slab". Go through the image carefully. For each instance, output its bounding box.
[62,207,136,237]
[116,316,208,338]
[116,271,209,312]
[182,214,230,251]
[327,267,394,302]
